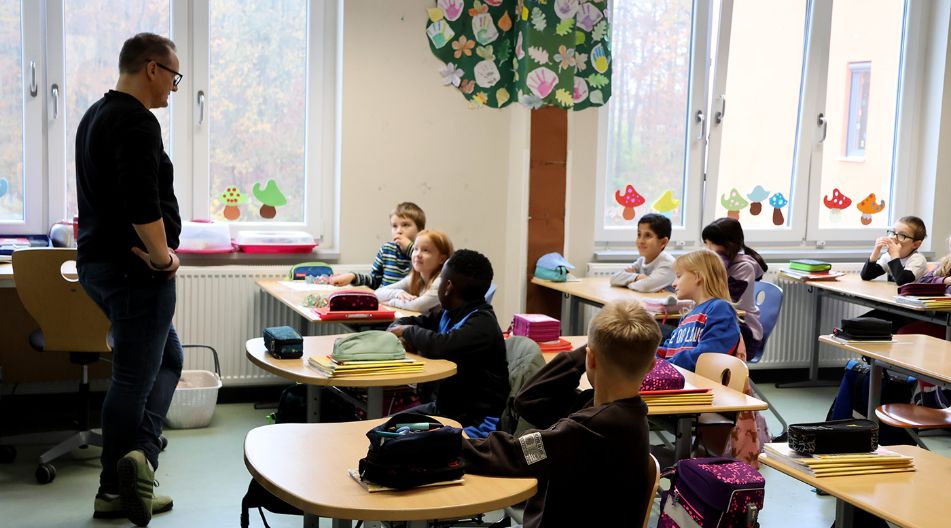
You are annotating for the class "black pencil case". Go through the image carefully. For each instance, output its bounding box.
[788,419,879,455]
[263,326,303,359]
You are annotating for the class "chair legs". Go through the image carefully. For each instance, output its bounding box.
[749,380,788,438]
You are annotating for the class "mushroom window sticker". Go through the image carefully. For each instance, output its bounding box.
[615,184,645,221]
[651,189,680,219]
[746,185,770,216]
[220,186,248,221]
[252,179,288,219]
[856,193,886,226]
[823,188,852,224]
[769,193,788,226]
[720,188,749,220]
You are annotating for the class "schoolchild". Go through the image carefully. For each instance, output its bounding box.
[331,202,426,288]
[461,301,661,527]
[860,215,929,286]
[609,213,676,292]
[375,230,453,314]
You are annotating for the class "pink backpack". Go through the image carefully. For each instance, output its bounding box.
[640,359,685,391]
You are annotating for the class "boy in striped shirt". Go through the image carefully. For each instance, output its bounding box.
[331,202,426,289]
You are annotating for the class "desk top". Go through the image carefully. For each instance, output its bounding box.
[548,336,768,415]
[818,334,951,385]
[244,418,537,521]
[246,336,456,388]
[759,444,947,528]
[809,272,951,313]
[257,279,420,323]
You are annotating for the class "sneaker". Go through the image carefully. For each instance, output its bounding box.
[93,492,173,519]
[116,450,154,526]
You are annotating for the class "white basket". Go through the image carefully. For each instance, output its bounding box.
[164,345,223,429]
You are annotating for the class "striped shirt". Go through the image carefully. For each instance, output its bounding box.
[353,241,412,289]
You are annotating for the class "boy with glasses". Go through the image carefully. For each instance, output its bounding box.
[860,215,928,286]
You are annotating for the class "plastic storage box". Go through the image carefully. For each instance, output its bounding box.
[177,221,234,254]
[164,345,223,429]
[234,230,317,254]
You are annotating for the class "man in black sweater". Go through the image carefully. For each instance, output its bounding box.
[388,249,509,427]
[461,301,661,528]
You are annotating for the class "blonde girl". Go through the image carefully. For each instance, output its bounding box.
[375,230,454,314]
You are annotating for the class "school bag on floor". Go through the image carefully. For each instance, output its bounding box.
[658,457,764,528]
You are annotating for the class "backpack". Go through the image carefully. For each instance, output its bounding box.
[358,413,464,489]
[826,359,916,446]
[533,252,574,282]
[658,457,764,528]
[288,261,333,281]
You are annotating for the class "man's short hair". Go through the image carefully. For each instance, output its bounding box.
[392,202,426,230]
[638,213,672,240]
[444,249,493,302]
[588,301,662,378]
[118,33,176,74]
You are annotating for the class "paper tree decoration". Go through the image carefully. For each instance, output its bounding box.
[615,184,645,221]
[427,0,611,110]
[769,193,788,226]
[220,186,248,221]
[856,193,886,225]
[652,190,680,218]
[252,179,287,219]
[746,186,769,216]
[720,188,748,220]
[823,188,852,224]
[0,177,8,200]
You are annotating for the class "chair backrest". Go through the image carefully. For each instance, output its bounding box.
[504,336,545,396]
[751,281,784,362]
[484,283,497,304]
[641,454,660,528]
[696,352,749,392]
[12,248,111,353]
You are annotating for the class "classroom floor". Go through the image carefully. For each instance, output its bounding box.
[0,382,948,528]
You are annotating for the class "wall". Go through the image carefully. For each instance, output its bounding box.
[337,0,528,323]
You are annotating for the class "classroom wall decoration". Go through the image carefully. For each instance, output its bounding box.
[746,185,769,216]
[856,193,886,226]
[769,193,788,226]
[720,188,748,220]
[0,177,8,200]
[427,0,612,110]
[252,179,288,219]
[651,189,680,218]
[615,184,645,221]
[219,186,248,221]
[822,188,852,224]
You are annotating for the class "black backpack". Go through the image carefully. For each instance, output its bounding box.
[358,413,464,489]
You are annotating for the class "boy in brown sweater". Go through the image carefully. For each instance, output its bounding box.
[461,300,661,527]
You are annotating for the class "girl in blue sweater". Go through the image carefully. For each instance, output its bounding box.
[657,249,741,371]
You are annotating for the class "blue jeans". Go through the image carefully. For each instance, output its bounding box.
[78,263,183,493]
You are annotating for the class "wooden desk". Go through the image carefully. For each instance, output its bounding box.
[818,334,951,422]
[245,418,536,528]
[549,336,768,460]
[257,279,420,335]
[0,261,77,287]
[531,276,684,334]
[246,336,456,420]
[759,444,947,528]
[794,273,951,386]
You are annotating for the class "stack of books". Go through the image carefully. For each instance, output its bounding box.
[511,314,561,343]
[779,259,844,282]
[307,355,424,378]
[640,386,713,407]
[894,295,951,309]
[763,442,915,477]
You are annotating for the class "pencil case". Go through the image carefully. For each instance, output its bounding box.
[832,317,892,341]
[787,419,879,455]
[327,290,379,311]
[640,359,685,391]
[263,326,303,359]
[897,282,948,296]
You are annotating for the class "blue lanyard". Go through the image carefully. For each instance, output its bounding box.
[438,309,478,334]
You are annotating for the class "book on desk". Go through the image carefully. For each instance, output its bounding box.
[308,355,424,377]
[778,269,845,282]
[640,385,713,406]
[893,295,951,309]
[763,442,915,477]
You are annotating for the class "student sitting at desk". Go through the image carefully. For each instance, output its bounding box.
[460,300,660,528]
[388,249,509,427]
[375,230,453,315]
[330,202,425,288]
[609,213,676,293]
[860,215,928,286]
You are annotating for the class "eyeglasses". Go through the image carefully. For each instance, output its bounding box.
[886,229,918,242]
[147,59,182,87]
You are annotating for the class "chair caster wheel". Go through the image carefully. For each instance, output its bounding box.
[0,445,15,463]
[36,463,56,484]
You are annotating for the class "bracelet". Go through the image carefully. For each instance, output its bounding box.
[150,253,174,270]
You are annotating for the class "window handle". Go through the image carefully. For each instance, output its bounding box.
[29,61,38,97]
[715,95,726,124]
[696,110,705,141]
[197,90,205,126]
[50,84,59,120]
[817,112,827,144]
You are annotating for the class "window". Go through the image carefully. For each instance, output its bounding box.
[597,0,922,247]
[845,62,871,159]
[0,0,26,223]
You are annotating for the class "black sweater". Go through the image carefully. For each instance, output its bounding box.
[860,257,917,286]
[395,300,509,426]
[462,346,651,528]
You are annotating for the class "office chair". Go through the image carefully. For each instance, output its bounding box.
[0,248,111,484]
[748,281,789,438]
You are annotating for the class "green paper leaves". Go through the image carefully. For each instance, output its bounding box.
[588,73,609,89]
[531,7,547,31]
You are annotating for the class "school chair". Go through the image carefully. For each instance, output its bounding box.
[484,283,497,304]
[748,281,789,438]
[642,454,661,528]
[874,404,951,450]
[0,248,110,484]
[695,353,749,456]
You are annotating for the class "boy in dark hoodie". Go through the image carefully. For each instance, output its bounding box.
[388,249,509,427]
[461,301,660,528]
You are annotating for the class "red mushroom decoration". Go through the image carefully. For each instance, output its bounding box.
[220,186,248,221]
[856,193,886,226]
[822,188,852,224]
[615,184,646,221]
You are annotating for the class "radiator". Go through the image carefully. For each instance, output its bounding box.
[584,263,867,370]
[173,265,367,386]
